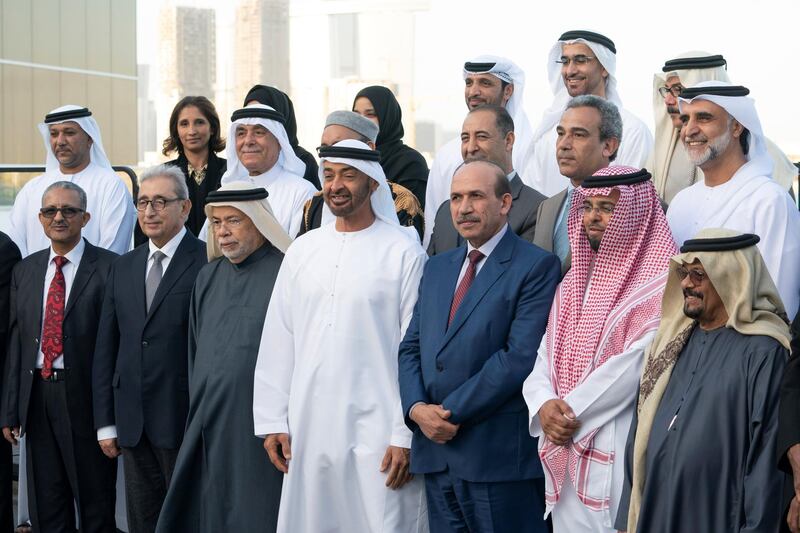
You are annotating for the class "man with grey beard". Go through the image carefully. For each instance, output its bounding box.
[665,81,800,320]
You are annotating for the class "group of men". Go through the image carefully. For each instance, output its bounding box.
[0,27,799,533]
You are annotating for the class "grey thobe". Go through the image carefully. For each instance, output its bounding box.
[155,244,284,532]
[617,326,788,532]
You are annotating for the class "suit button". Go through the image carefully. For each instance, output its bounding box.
[62,335,68,340]
[142,341,149,347]
[436,363,444,372]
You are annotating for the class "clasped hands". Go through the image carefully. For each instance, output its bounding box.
[538,399,580,446]
[410,403,459,444]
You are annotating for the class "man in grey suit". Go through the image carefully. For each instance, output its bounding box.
[428,105,546,255]
[532,95,620,276]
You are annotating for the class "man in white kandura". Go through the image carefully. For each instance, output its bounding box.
[253,139,428,532]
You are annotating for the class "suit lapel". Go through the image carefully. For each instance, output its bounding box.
[437,231,514,354]
[535,189,567,251]
[64,241,96,319]
[508,174,524,233]
[31,251,50,337]
[432,249,465,344]
[144,234,195,324]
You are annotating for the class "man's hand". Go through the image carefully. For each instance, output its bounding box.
[410,404,459,444]
[380,446,413,490]
[1,427,19,446]
[264,433,292,473]
[98,438,121,459]
[538,399,580,446]
[788,496,800,533]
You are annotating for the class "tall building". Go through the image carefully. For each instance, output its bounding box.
[233,0,291,103]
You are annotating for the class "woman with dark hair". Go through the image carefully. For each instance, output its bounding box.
[243,85,320,190]
[162,96,227,236]
[353,85,429,207]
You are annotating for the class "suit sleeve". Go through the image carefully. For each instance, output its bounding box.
[92,263,121,431]
[442,253,560,425]
[1,267,22,428]
[0,239,21,377]
[397,266,431,430]
[779,314,800,472]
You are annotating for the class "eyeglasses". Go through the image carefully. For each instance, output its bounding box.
[658,85,684,99]
[136,198,182,212]
[580,205,614,216]
[556,55,595,66]
[210,217,244,231]
[676,266,707,284]
[40,206,84,219]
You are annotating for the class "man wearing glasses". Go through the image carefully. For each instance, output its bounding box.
[92,164,206,532]
[8,104,135,257]
[523,30,653,197]
[1,181,120,531]
[524,166,676,533]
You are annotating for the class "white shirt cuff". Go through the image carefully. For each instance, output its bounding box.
[97,425,117,441]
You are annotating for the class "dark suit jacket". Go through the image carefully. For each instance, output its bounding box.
[0,234,21,377]
[398,229,560,482]
[93,232,206,449]
[778,313,800,472]
[1,240,117,438]
[532,188,571,277]
[427,173,545,256]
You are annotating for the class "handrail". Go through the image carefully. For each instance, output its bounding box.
[0,164,139,198]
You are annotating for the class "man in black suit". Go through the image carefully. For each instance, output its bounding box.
[427,105,546,255]
[779,313,800,532]
[0,232,21,532]
[93,164,206,532]
[1,181,118,531]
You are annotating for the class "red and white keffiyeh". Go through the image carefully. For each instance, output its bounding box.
[540,166,677,511]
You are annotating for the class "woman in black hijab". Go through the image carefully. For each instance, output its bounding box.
[244,85,320,189]
[353,86,429,207]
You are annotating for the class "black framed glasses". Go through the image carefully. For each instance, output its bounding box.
[658,85,684,99]
[555,55,595,66]
[40,206,84,219]
[580,205,615,216]
[676,266,706,284]
[136,198,182,212]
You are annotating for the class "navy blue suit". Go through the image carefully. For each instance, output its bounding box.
[398,228,559,532]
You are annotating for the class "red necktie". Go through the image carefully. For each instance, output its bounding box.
[449,250,484,326]
[41,256,67,379]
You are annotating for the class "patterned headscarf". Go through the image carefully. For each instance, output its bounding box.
[540,165,677,510]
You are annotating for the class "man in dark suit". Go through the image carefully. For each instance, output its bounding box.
[428,105,546,255]
[399,159,560,532]
[1,181,118,531]
[93,164,206,533]
[0,232,21,532]
[779,313,800,532]
[532,95,620,277]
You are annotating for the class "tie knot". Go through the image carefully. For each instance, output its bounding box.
[467,250,484,265]
[151,251,166,265]
[53,256,68,269]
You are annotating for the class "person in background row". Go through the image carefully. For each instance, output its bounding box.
[157,183,291,532]
[353,85,429,207]
[618,230,789,533]
[2,182,118,532]
[299,110,423,240]
[524,30,652,197]
[8,104,135,257]
[427,104,545,256]
[666,81,800,319]
[244,85,320,190]
[162,96,227,237]
[0,232,20,532]
[92,165,207,533]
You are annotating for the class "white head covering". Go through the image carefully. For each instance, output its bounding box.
[532,31,621,145]
[462,55,533,171]
[317,139,399,228]
[678,80,772,178]
[38,104,113,172]
[221,103,306,184]
[204,181,293,259]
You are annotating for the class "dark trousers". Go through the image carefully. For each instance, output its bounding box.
[0,438,12,532]
[26,378,117,533]
[424,470,547,533]
[121,432,178,533]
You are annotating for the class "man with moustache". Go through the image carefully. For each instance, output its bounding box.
[524,31,652,197]
[428,104,546,255]
[666,81,800,319]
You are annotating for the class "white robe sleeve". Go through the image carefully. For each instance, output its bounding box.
[617,112,654,169]
[522,335,558,438]
[564,330,655,443]
[287,181,316,238]
[423,138,460,248]
[253,256,296,437]
[390,248,426,448]
[8,185,31,257]
[98,175,135,254]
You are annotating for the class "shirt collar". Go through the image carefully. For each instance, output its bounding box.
[49,237,86,265]
[467,223,508,258]
[149,226,187,260]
